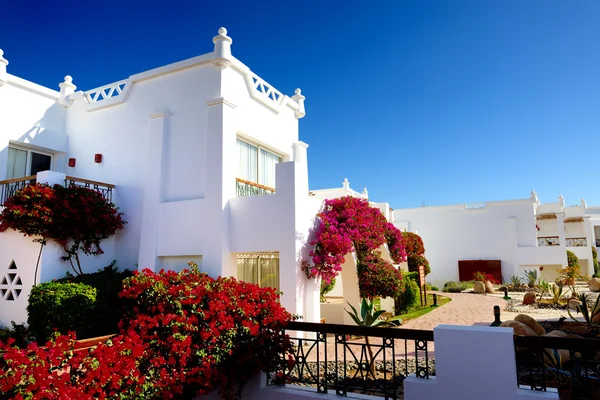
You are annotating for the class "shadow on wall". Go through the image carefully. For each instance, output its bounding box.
[1,102,68,180]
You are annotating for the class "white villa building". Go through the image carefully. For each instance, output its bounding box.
[0,28,327,327]
[393,190,600,287]
[1,27,597,330]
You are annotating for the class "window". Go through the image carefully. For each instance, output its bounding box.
[237,139,282,189]
[236,253,280,291]
[6,146,52,179]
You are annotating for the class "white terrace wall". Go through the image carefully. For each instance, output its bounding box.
[393,199,550,287]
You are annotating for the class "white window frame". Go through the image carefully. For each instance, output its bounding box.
[236,138,282,187]
[7,144,54,179]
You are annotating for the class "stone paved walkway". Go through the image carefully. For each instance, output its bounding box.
[398,292,508,330]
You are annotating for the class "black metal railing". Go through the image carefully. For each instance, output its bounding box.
[269,321,435,399]
[514,335,600,398]
[236,178,275,197]
[566,237,587,247]
[65,176,114,202]
[0,176,36,206]
[537,236,560,247]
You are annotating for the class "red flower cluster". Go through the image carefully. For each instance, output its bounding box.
[302,197,407,298]
[0,184,125,275]
[0,265,293,399]
[472,271,499,284]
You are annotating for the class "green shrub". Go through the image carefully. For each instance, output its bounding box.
[55,263,133,337]
[27,282,97,343]
[567,250,579,268]
[404,271,419,282]
[395,274,420,314]
[443,281,470,293]
[320,277,336,302]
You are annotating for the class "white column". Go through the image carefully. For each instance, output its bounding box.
[58,76,76,107]
[203,97,237,278]
[137,111,169,271]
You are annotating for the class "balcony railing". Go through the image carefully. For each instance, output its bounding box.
[537,236,560,247]
[514,334,600,397]
[565,237,587,247]
[236,178,275,197]
[65,176,114,202]
[0,175,114,206]
[0,175,37,206]
[268,321,434,399]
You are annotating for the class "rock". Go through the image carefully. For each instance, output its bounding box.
[514,314,545,336]
[546,330,567,337]
[522,291,537,305]
[564,334,584,339]
[589,278,600,292]
[485,281,494,293]
[568,299,582,311]
[473,281,485,294]
[500,320,537,336]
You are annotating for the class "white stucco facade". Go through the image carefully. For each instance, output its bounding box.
[393,190,600,287]
[0,28,323,328]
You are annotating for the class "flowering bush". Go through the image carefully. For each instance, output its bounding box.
[302,196,406,298]
[402,232,430,275]
[357,253,403,299]
[0,265,293,399]
[0,184,126,275]
[473,271,499,284]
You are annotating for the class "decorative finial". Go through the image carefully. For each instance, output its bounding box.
[213,27,233,69]
[580,198,587,209]
[362,187,369,198]
[558,194,565,207]
[342,178,349,190]
[0,49,8,87]
[292,88,306,119]
[58,75,77,107]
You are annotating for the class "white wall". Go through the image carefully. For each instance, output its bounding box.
[404,325,557,400]
[393,199,538,286]
[565,221,584,238]
[0,75,67,180]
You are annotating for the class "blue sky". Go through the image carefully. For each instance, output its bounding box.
[2,1,599,209]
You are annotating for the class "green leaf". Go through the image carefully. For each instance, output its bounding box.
[361,298,369,321]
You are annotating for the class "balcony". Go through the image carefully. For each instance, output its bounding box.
[566,237,587,247]
[236,178,275,198]
[537,236,560,247]
[0,175,114,206]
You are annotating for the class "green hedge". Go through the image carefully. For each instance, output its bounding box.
[27,264,133,343]
[27,282,97,343]
[395,272,420,314]
[443,281,471,293]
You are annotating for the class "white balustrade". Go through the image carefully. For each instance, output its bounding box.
[85,80,127,103]
[250,73,283,104]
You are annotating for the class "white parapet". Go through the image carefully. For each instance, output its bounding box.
[404,325,558,400]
